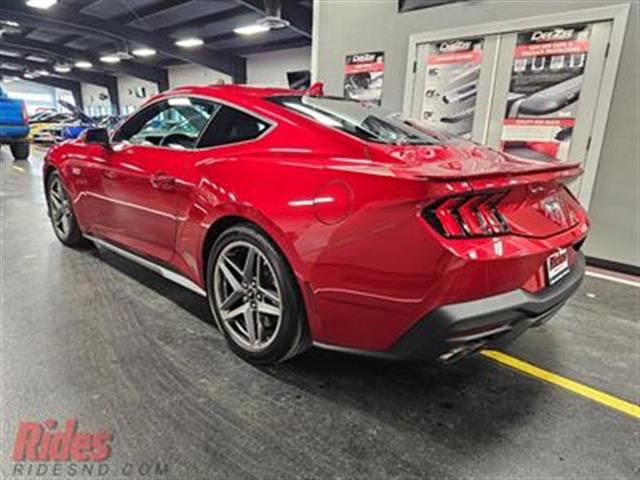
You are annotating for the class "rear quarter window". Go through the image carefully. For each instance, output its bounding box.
[197,106,269,148]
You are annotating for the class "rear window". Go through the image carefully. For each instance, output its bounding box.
[268,95,441,146]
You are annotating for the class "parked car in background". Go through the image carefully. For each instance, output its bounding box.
[29,101,94,143]
[43,84,589,365]
[29,112,75,142]
[0,86,30,160]
[96,114,126,134]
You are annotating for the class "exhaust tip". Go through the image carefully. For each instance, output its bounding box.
[438,341,486,364]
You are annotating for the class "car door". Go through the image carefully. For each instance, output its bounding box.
[90,97,219,262]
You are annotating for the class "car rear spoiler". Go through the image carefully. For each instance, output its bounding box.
[396,162,584,194]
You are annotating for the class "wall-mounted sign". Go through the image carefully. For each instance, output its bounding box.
[343,51,384,105]
[500,24,591,161]
[420,37,483,138]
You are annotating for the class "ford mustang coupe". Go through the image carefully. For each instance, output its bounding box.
[43,84,588,364]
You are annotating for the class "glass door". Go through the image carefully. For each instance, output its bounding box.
[486,22,612,166]
[408,20,612,201]
[410,34,499,141]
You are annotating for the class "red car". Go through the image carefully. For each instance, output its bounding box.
[43,84,588,365]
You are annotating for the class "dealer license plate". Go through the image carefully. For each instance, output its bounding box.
[546,248,570,286]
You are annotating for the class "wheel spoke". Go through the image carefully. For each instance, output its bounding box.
[219,288,243,310]
[55,181,65,200]
[256,317,264,343]
[256,254,261,288]
[60,213,70,234]
[259,287,280,305]
[222,302,247,321]
[223,253,244,278]
[50,192,62,208]
[243,308,257,345]
[257,301,280,317]
[219,257,242,292]
[243,248,257,282]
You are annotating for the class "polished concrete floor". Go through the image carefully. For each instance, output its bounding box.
[1,146,638,479]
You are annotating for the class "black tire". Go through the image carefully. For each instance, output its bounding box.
[206,223,310,365]
[46,171,90,247]
[10,142,29,161]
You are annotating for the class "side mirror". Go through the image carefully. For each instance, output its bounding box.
[84,128,110,146]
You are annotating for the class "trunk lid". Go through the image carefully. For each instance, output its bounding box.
[369,137,586,239]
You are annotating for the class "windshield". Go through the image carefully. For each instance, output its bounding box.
[269,95,441,146]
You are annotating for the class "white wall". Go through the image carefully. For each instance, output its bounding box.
[166,48,311,90]
[246,46,311,87]
[81,83,111,116]
[168,64,232,89]
[117,75,159,114]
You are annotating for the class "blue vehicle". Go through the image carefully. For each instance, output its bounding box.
[59,100,95,141]
[0,86,30,160]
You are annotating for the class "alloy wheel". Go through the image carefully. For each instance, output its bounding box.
[49,176,73,239]
[213,240,283,352]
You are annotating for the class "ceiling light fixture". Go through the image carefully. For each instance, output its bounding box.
[233,24,270,36]
[233,0,289,36]
[53,63,71,73]
[25,54,49,62]
[132,47,156,57]
[0,20,22,35]
[0,49,21,57]
[25,0,58,10]
[74,60,92,69]
[174,37,204,48]
[99,54,121,64]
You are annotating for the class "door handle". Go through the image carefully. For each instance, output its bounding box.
[150,172,176,190]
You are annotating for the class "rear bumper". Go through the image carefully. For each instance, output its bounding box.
[315,252,585,363]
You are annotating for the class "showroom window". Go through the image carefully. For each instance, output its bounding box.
[197,106,269,148]
[113,97,220,149]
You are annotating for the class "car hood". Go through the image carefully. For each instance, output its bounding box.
[367,137,580,181]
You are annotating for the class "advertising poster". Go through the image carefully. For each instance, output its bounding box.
[420,38,483,138]
[343,51,385,105]
[500,24,591,162]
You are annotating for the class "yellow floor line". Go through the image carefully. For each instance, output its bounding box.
[481,350,640,419]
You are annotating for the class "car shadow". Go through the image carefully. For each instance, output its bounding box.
[89,244,548,450]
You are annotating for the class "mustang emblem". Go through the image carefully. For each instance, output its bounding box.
[542,196,568,226]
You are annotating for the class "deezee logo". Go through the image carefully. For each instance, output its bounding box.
[351,53,377,63]
[13,419,112,462]
[531,28,574,42]
[438,40,472,53]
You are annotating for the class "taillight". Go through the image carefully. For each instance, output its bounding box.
[423,191,510,238]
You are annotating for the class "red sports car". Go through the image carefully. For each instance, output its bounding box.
[43,84,588,364]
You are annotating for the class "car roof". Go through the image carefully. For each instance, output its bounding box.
[169,84,301,99]
[141,84,304,112]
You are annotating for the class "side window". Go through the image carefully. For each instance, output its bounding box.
[197,106,269,148]
[113,97,220,149]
